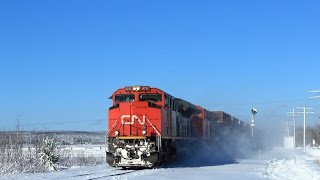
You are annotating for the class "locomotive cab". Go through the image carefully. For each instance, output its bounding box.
[106,86,165,168]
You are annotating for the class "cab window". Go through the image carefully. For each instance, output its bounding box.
[115,94,134,102]
[139,94,162,102]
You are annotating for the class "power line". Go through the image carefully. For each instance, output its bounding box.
[209,99,309,106]
[236,114,320,118]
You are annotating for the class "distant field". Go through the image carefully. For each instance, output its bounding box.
[58,144,106,157]
[0,131,106,145]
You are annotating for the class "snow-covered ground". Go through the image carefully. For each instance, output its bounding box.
[262,147,320,180]
[58,144,105,157]
[1,147,320,180]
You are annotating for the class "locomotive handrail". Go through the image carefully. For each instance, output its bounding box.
[145,117,162,151]
[107,119,119,136]
[116,136,146,140]
[145,118,161,137]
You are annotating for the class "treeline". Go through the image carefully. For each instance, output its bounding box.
[295,125,320,147]
[0,131,105,145]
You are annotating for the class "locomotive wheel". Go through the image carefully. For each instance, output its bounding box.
[146,152,159,166]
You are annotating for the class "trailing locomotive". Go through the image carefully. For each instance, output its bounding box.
[106,86,250,168]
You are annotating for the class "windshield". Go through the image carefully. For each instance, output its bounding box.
[115,94,134,102]
[139,94,162,102]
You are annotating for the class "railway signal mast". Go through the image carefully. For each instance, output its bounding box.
[251,108,258,138]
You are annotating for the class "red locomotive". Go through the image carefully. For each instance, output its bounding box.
[106,85,250,168]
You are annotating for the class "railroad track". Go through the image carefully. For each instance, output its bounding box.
[87,170,139,180]
[53,168,141,180]
[52,169,117,179]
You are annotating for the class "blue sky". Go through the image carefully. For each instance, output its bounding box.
[0,1,319,132]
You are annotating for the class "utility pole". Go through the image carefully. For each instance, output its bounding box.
[286,121,290,136]
[296,107,314,152]
[287,108,301,148]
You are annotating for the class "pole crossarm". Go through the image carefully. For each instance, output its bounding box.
[308,90,320,99]
[296,107,314,113]
[287,112,301,117]
[309,90,320,93]
[309,96,320,99]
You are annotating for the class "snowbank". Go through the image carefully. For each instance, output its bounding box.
[262,147,320,180]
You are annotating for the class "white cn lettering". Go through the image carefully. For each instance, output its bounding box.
[121,115,146,125]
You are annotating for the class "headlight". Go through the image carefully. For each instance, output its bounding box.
[132,86,141,91]
[115,130,119,136]
[142,130,146,135]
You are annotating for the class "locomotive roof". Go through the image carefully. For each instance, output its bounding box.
[109,85,248,125]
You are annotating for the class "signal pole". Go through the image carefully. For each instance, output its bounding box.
[251,108,258,138]
[296,107,314,152]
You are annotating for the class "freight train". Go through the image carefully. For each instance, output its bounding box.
[106,85,251,168]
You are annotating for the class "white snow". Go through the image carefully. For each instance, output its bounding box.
[1,147,320,180]
[58,145,106,157]
[262,148,320,180]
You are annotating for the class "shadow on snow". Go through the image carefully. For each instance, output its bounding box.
[163,142,240,168]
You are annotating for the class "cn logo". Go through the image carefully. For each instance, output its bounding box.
[121,115,146,125]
